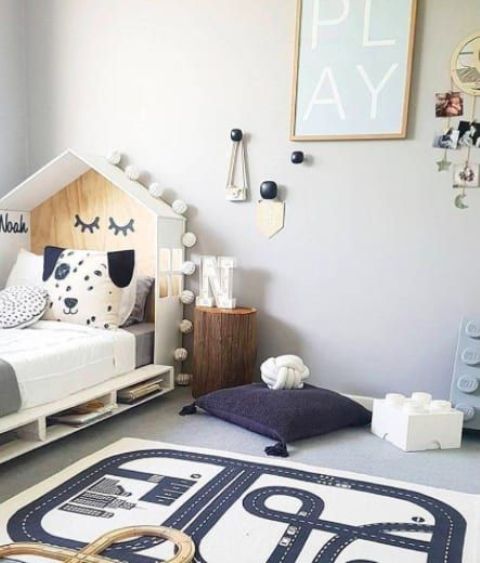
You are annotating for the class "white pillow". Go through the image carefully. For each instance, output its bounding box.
[6,249,43,288]
[0,286,49,329]
[43,247,136,330]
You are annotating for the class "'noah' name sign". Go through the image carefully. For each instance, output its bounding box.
[0,210,31,287]
[291,0,417,140]
[0,212,29,234]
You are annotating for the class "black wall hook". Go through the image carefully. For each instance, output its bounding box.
[230,129,243,142]
[291,151,304,164]
[260,180,278,200]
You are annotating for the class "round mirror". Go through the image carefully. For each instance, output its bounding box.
[451,32,480,96]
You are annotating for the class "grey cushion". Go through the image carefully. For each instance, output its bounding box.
[123,275,154,326]
[183,383,371,457]
[0,286,49,329]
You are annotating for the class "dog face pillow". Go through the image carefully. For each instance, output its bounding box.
[42,246,135,329]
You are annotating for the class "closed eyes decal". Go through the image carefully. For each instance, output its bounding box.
[108,217,135,237]
[74,214,100,234]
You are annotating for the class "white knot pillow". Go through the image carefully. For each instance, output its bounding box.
[261,355,310,390]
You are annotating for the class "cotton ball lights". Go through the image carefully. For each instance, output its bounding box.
[176,373,192,386]
[181,261,196,276]
[172,199,188,215]
[125,165,140,181]
[179,319,193,334]
[107,150,122,165]
[180,290,195,305]
[261,355,310,390]
[149,182,164,198]
[174,347,188,362]
[182,232,197,248]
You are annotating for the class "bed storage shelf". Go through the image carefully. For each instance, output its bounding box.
[0,364,173,465]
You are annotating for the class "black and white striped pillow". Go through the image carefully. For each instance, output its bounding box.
[0,286,49,329]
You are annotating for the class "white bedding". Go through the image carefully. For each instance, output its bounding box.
[0,321,135,411]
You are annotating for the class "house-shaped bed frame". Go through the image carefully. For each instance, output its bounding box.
[0,149,187,463]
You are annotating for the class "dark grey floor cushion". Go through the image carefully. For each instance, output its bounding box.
[180,383,372,457]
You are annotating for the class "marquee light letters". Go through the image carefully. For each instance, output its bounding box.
[196,256,236,309]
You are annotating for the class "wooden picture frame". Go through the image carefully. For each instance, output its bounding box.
[290,0,418,141]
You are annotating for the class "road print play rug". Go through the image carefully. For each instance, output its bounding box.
[0,438,478,562]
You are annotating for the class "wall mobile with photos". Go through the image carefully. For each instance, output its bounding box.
[434,32,480,209]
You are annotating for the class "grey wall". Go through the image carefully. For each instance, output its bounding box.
[0,0,28,194]
[18,0,480,397]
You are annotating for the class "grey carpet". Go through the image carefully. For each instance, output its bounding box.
[0,387,479,503]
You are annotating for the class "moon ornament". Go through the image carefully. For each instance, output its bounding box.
[455,194,469,209]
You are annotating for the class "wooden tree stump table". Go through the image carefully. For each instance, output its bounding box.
[193,307,257,398]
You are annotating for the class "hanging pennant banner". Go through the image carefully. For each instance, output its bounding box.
[256,201,285,238]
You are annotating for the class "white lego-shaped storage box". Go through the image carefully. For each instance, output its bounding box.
[371,393,464,452]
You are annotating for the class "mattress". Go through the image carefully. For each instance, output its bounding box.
[0,321,136,411]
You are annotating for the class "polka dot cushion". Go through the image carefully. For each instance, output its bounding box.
[0,286,49,329]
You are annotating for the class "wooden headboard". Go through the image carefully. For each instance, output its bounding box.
[0,150,186,367]
[31,169,156,277]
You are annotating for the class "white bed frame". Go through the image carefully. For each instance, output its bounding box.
[0,150,187,464]
[0,365,174,465]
